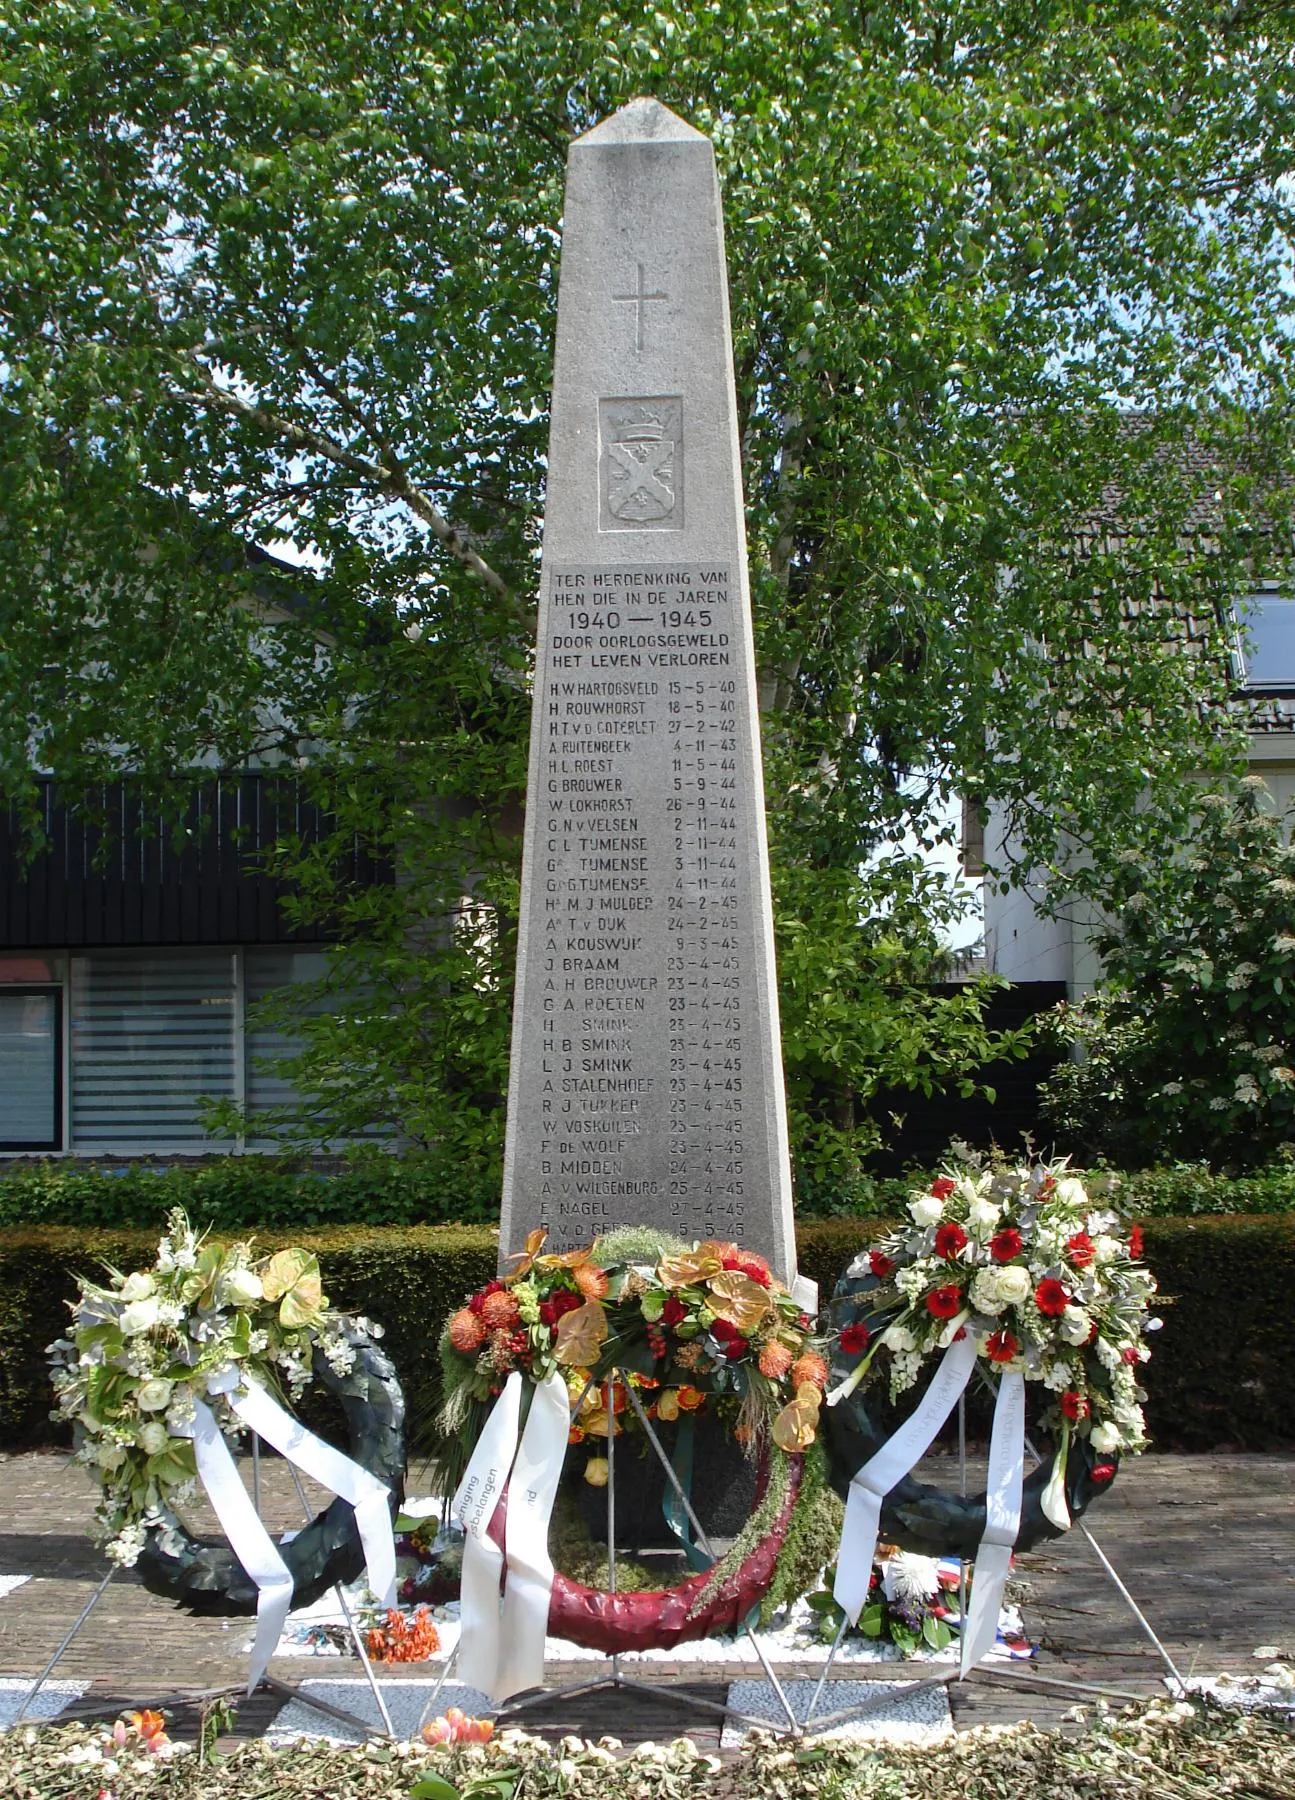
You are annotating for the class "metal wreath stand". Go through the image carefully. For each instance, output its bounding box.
[15,1374,1190,1743]
[13,1433,399,1742]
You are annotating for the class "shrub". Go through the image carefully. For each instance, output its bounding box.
[2,1215,1290,1451]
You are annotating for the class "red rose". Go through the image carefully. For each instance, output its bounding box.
[721,1337,748,1360]
[868,1252,896,1280]
[1128,1224,1144,1260]
[930,1177,957,1200]
[1066,1231,1095,1268]
[660,1295,687,1327]
[538,1289,582,1327]
[1089,1461,1117,1485]
[934,1222,968,1260]
[839,1322,871,1355]
[1034,1277,1070,1317]
[1060,1390,1089,1422]
[985,1328,1020,1363]
[925,1284,964,1320]
[710,1317,739,1343]
[989,1228,1023,1264]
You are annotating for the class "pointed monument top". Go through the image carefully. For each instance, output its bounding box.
[575,96,707,148]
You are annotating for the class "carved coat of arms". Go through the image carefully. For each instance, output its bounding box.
[599,397,683,531]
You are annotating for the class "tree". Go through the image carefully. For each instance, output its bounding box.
[2,1,1292,1192]
[1041,780,1295,1170]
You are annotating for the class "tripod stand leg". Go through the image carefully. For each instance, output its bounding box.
[14,1566,115,1724]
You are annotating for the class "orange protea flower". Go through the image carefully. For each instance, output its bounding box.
[480,1289,520,1331]
[447,1308,487,1353]
[366,1605,441,1664]
[574,1263,610,1301]
[675,1385,706,1411]
[758,1341,794,1380]
[789,1352,829,1390]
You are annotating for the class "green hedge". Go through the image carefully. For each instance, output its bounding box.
[2,1155,1295,1231]
[4,1215,1291,1452]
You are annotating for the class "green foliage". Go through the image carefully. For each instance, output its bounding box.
[1043,783,1295,1169]
[2,2,1292,1166]
[1,1214,1291,1450]
[760,1435,844,1626]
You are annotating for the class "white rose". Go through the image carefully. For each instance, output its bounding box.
[909,1196,945,1227]
[970,1268,1007,1315]
[135,1378,173,1412]
[994,1265,1030,1306]
[1059,1305,1092,1346]
[1054,1178,1088,1207]
[1093,1235,1122,1264]
[219,1267,264,1308]
[967,1197,1000,1232]
[1090,1422,1122,1454]
[120,1298,161,1337]
[137,1421,169,1455]
[881,1323,917,1353]
[120,1272,156,1302]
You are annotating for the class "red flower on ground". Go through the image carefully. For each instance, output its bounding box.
[660,1295,687,1327]
[839,1322,871,1355]
[1034,1277,1070,1317]
[1060,1390,1089,1421]
[869,1252,896,1279]
[1128,1224,1145,1260]
[926,1284,964,1320]
[1066,1231,1096,1269]
[985,1329,1020,1363]
[1090,1461,1117,1484]
[538,1289,583,1328]
[934,1222,968,1260]
[930,1177,957,1200]
[989,1228,1023,1263]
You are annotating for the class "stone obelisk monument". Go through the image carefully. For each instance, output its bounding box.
[500,97,798,1282]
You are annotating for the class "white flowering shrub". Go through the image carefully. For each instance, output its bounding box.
[1043,781,1295,1168]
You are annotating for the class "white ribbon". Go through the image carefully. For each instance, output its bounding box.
[229,1377,397,1612]
[181,1371,397,1695]
[496,1369,571,1699]
[186,1397,295,1694]
[958,1369,1024,1674]
[452,1372,523,1697]
[832,1332,978,1624]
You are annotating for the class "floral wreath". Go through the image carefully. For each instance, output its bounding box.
[438,1226,827,1651]
[823,1161,1159,1558]
[49,1209,405,1612]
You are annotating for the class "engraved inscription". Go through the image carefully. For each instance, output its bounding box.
[611,262,669,353]
[517,561,761,1250]
[599,397,683,532]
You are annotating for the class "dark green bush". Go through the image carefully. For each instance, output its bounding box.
[3,1215,1290,1451]
[4,1154,1294,1231]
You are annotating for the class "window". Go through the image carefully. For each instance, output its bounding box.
[1238,588,1295,692]
[0,990,61,1150]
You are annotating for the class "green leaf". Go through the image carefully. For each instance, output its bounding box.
[409,1777,460,1800]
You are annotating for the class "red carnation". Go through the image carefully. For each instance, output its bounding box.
[989,1228,1023,1264]
[538,1289,583,1328]
[925,1284,964,1320]
[1128,1225,1144,1260]
[723,1250,773,1288]
[1066,1231,1095,1268]
[934,1222,968,1260]
[1090,1461,1117,1485]
[1034,1277,1070,1317]
[1060,1390,1089,1422]
[985,1329,1020,1364]
[839,1322,871,1355]
[930,1177,956,1200]
[869,1252,896,1280]
[660,1295,687,1327]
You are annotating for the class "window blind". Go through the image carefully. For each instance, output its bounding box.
[0,992,58,1149]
